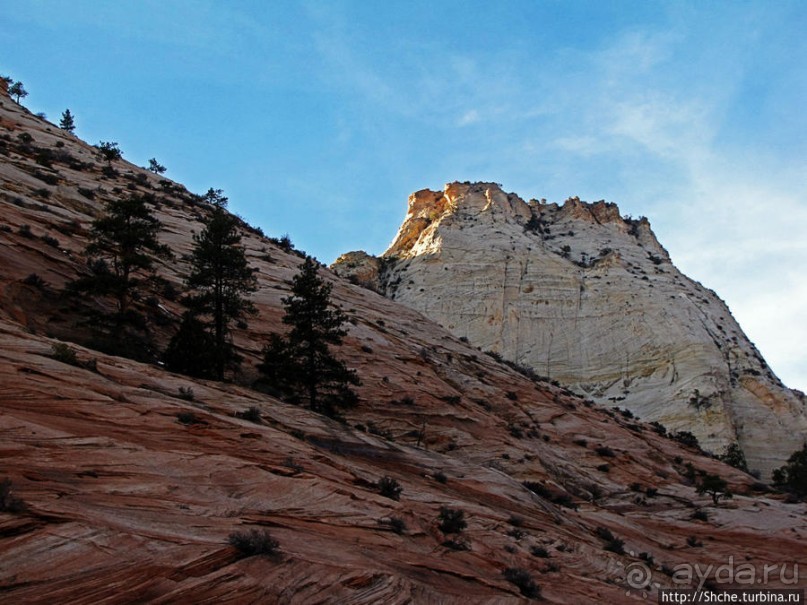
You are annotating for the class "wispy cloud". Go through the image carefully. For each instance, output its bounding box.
[532,26,807,390]
[458,109,480,126]
[305,10,807,390]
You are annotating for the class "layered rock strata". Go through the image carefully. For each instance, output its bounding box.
[335,182,807,476]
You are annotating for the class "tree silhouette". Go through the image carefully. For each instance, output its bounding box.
[147,158,166,174]
[696,473,733,505]
[59,109,76,133]
[772,443,807,498]
[260,257,359,417]
[719,442,748,472]
[96,141,122,163]
[175,189,257,380]
[72,193,171,318]
[163,313,217,379]
[9,81,27,103]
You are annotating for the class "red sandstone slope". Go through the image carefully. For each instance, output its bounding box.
[0,89,805,603]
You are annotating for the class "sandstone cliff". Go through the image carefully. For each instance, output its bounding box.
[334,182,807,477]
[2,89,806,603]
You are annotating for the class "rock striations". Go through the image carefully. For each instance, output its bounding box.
[334,182,807,477]
[2,90,807,602]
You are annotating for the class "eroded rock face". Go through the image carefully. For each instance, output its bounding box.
[358,182,807,477]
[332,251,383,292]
[4,88,807,604]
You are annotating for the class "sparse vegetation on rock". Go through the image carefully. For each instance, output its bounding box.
[0,478,26,513]
[377,476,403,501]
[50,342,80,366]
[503,567,541,599]
[595,526,625,554]
[438,506,466,534]
[0,78,805,603]
[228,528,279,558]
[176,411,202,426]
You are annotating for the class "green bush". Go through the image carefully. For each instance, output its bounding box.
[772,444,807,498]
[177,387,194,401]
[696,473,733,505]
[384,516,406,534]
[719,442,749,472]
[377,476,402,501]
[673,431,700,449]
[595,445,615,458]
[0,478,26,513]
[228,528,279,558]
[503,567,541,599]
[240,406,261,423]
[438,506,466,534]
[40,234,59,248]
[22,273,46,288]
[595,526,625,554]
[50,342,80,366]
[176,411,202,425]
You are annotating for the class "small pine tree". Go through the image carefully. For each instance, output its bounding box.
[259,257,359,417]
[163,312,217,378]
[59,109,76,133]
[719,442,749,472]
[71,193,171,318]
[437,506,466,534]
[147,158,166,174]
[172,189,257,380]
[96,141,122,163]
[696,473,733,505]
[9,81,28,103]
[772,443,807,498]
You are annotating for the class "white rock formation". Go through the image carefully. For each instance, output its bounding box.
[334,182,807,477]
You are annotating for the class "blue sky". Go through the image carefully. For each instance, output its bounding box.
[2,0,805,391]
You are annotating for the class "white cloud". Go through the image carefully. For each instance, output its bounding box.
[458,109,480,126]
[522,27,807,391]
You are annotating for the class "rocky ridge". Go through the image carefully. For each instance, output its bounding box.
[1,86,806,602]
[333,182,807,478]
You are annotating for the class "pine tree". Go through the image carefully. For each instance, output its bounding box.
[147,158,166,174]
[59,109,76,133]
[260,257,359,417]
[718,442,748,472]
[696,473,733,506]
[162,313,217,379]
[71,193,171,318]
[176,189,257,380]
[9,81,27,103]
[772,443,807,498]
[96,141,122,163]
